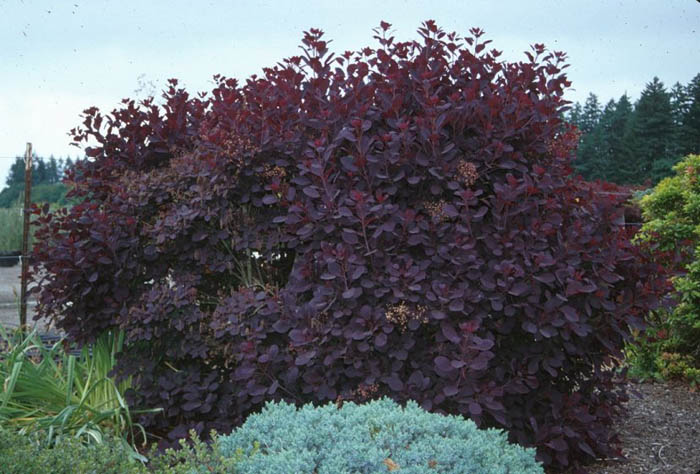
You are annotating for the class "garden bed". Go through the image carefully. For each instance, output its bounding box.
[2,326,697,472]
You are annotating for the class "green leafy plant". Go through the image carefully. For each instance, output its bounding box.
[0,426,251,474]
[146,429,252,473]
[0,427,145,474]
[626,325,700,388]
[630,153,700,386]
[0,326,160,458]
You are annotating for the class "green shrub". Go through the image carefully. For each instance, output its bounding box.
[145,429,250,474]
[631,153,700,385]
[0,428,145,474]
[218,397,543,474]
[0,427,252,474]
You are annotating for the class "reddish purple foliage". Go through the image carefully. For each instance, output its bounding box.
[31,22,667,470]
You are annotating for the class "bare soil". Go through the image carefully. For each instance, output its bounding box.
[577,381,700,474]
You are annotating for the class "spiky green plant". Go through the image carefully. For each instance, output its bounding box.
[0,326,160,459]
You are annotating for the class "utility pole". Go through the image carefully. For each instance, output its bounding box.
[19,143,32,332]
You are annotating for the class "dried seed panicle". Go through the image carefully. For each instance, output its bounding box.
[385,302,429,330]
[423,200,448,222]
[262,164,287,181]
[352,383,380,401]
[456,160,479,186]
[221,134,260,157]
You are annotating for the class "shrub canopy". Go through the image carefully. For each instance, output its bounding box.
[31,21,667,470]
[218,397,543,473]
[632,154,700,384]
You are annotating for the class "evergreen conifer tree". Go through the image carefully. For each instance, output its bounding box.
[631,77,675,183]
[566,101,583,129]
[682,73,700,156]
[5,157,25,186]
[47,155,60,184]
[34,159,48,185]
[580,93,602,134]
[572,94,603,178]
[605,94,636,183]
[670,81,691,158]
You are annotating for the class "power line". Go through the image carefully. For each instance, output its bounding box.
[0,155,81,161]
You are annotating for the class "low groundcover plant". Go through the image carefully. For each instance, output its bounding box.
[0,426,248,473]
[217,397,543,474]
[0,427,144,474]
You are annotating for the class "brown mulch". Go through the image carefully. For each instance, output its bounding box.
[583,381,700,474]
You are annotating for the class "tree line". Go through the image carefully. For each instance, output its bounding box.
[5,155,75,187]
[0,155,77,207]
[567,74,700,185]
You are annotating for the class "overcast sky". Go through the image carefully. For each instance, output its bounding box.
[1,0,698,187]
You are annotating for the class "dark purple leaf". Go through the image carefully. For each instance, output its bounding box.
[469,353,491,371]
[508,282,530,296]
[546,437,568,452]
[443,384,459,396]
[374,332,387,348]
[262,194,278,205]
[192,231,207,242]
[534,273,555,285]
[342,230,359,244]
[560,305,578,322]
[469,336,494,351]
[522,321,537,334]
[303,187,320,198]
[340,155,359,172]
[295,350,316,366]
[434,356,453,372]
[385,373,404,391]
[441,321,461,344]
